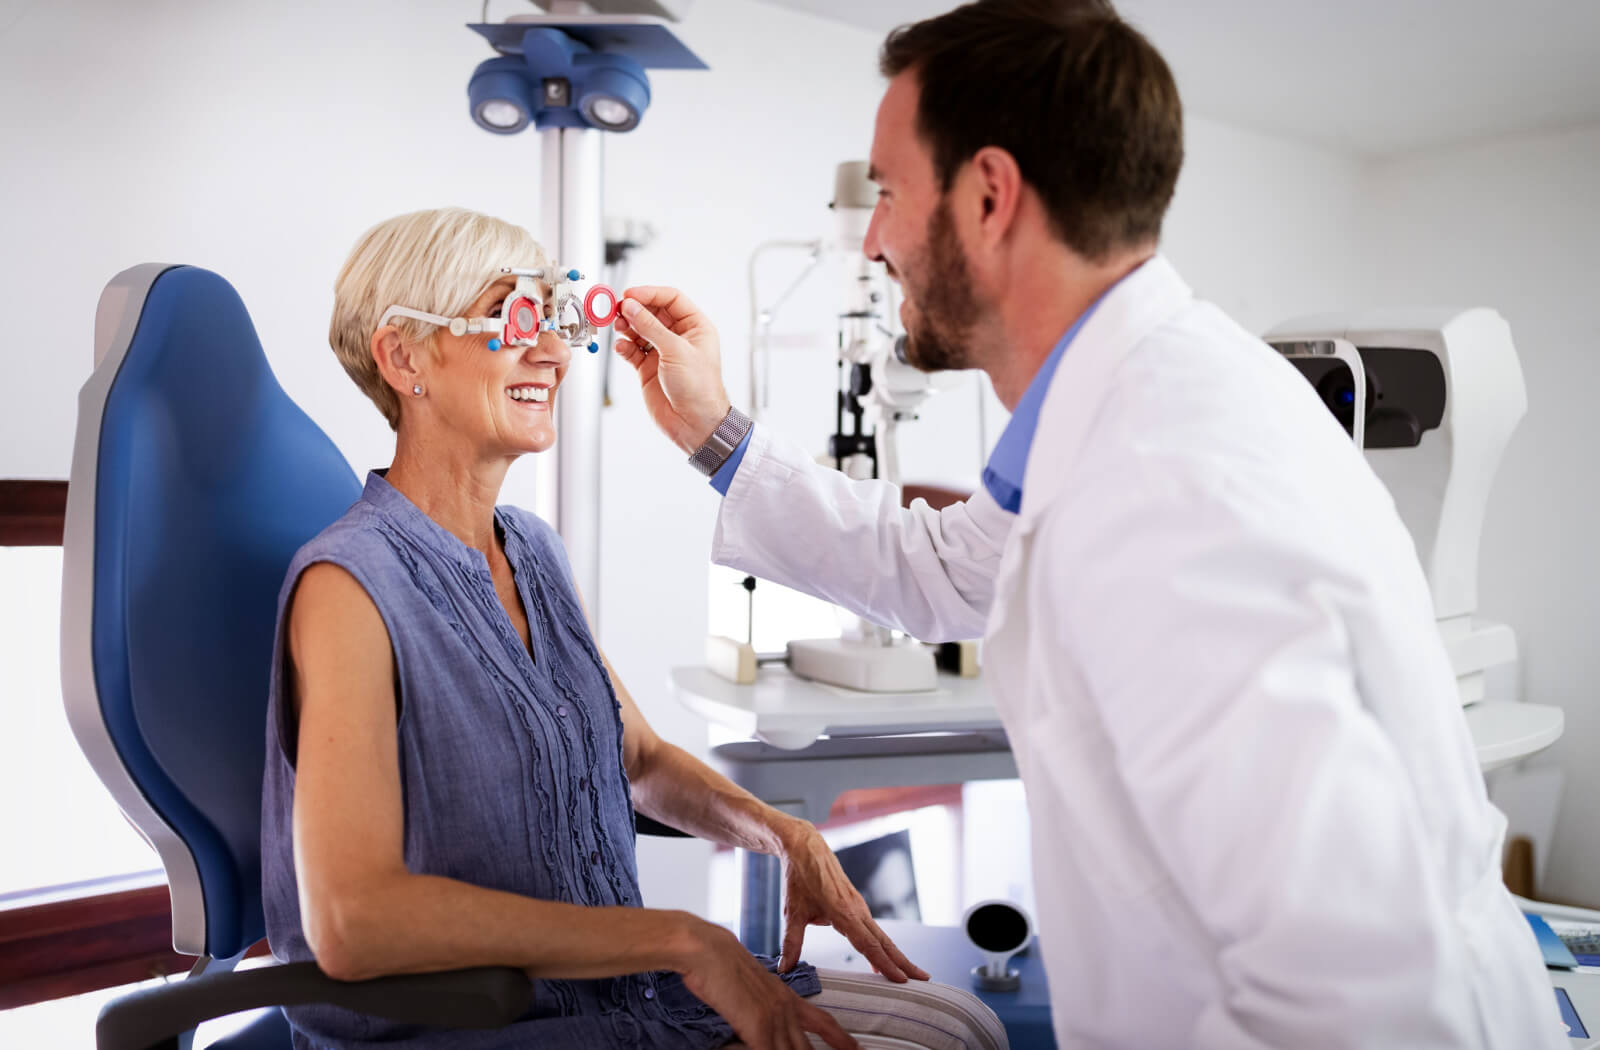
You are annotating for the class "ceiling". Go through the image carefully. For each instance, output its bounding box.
[760,0,1600,158]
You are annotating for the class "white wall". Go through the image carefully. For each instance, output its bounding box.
[1,0,1371,916]
[1167,116,1370,334]
[1359,125,1600,904]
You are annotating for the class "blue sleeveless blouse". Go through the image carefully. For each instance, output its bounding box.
[261,473,817,1049]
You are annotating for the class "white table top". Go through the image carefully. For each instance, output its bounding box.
[673,665,1564,767]
[670,665,1000,750]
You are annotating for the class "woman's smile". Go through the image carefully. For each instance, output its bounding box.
[505,381,553,409]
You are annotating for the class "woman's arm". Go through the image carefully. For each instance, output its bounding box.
[565,580,806,859]
[288,561,701,983]
[602,642,805,857]
[596,638,926,983]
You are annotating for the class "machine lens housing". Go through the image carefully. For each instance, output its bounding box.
[583,95,636,130]
[477,100,525,130]
[576,59,650,132]
[467,62,534,134]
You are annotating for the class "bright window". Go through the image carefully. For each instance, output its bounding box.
[0,545,159,896]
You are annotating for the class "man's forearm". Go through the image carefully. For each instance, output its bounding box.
[629,739,810,857]
[713,426,1009,642]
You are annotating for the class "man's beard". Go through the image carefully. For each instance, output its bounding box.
[898,197,981,373]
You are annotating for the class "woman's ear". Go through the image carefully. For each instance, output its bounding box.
[371,325,423,396]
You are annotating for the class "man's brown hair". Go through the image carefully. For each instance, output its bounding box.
[880,0,1183,262]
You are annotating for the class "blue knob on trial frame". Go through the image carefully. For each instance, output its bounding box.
[588,342,600,354]
[488,338,502,352]
[566,269,581,281]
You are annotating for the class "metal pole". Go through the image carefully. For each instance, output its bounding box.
[539,126,605,620]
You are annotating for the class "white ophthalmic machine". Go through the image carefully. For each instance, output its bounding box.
[1265,313,1594,1043]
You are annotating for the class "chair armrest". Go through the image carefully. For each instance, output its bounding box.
[96,961,533,1050]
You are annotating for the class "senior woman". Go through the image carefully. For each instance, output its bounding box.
[260,207,1008,1050]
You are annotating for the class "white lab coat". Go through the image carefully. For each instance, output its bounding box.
[712,256,1566,1049]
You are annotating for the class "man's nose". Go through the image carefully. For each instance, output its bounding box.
[863,204,886,265]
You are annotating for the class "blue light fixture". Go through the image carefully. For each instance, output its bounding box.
[468,27,659,135]
[468,58,537,134]
[576,57,651,131]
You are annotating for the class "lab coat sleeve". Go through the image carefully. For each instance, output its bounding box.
[1047,458,1479,1049]
[711,424,1012,642]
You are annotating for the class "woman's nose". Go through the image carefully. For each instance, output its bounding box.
[532,329,573,367]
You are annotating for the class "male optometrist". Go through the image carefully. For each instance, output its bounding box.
[613,1,1566,1046]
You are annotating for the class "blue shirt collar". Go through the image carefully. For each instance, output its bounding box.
[980,289,1115,514]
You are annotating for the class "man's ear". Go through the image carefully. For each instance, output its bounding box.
[371,325,423,396]
[967,146,1024,249]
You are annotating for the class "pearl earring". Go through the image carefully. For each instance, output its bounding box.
[412,384,423,396]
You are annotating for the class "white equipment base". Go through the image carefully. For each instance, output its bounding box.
[786,637,937,693]
[671,665,998,750]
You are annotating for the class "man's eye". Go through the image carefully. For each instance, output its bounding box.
[490,300,506,318]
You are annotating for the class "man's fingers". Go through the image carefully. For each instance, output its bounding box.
[612,337,656,380]
[622,284,704,326]
[614,299,672,344]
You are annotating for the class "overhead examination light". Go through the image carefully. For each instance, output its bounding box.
[465,16,704,136]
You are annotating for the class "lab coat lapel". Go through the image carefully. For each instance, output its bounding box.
[986,256,1195,644]
[1016,254,1194,530]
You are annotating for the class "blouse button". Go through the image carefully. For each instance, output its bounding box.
[590,850,600,865]
[556,705,568,717]
[578,776,589,791]
[642,987,655,1000]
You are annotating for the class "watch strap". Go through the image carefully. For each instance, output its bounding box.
[687,407,753,476]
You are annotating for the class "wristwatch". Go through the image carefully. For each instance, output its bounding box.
[687,406,754,476]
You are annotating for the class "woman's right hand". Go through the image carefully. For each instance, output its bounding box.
[615,287,735,457]
[676,918,858,1050]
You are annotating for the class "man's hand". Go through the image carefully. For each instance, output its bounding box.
[677,918,859,1050]
[615,286,733,455]
[777,823,930,983]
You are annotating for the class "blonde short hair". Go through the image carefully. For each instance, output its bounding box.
[329,207,548,430]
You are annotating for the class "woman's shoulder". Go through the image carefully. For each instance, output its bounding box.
[276,500,412,607]
[290,499,389,567]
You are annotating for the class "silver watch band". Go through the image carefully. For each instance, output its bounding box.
[687,407,754,476]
